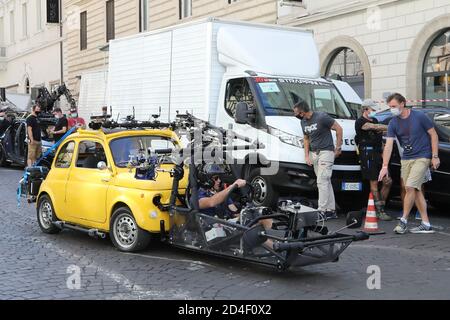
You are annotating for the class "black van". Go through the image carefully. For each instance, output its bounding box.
[0,114,56,167]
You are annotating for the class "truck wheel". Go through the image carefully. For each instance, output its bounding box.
[37,195,61,234]
[0,147,9,167]
[248,167,279,208]
[110,207,150,252]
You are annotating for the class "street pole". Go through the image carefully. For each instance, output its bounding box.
[59,0,63,86]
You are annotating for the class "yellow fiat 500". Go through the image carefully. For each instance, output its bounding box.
[36,128,187,252]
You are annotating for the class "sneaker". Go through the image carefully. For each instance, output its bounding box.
[410,224,435,234]
[377,211,393,221]
[394,220,408,234]
[324,210,338,220]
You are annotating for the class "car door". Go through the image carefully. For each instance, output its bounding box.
[17,122,27,164]
[11,122,22,161]
[65,140,112,224]
[428,112,450,198]
[51,140,76,218]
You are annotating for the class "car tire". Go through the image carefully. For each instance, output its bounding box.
[37,195,61,234]
[110,207,151,252]
[0,146,10,167]
[248,167,279,209]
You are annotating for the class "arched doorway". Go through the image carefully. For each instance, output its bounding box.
[423,29,450,107]
[325,47,365,100]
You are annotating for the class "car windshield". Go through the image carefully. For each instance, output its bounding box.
[110,135,178,167]
[251,78,354,119]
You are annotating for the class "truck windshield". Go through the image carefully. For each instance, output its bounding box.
[252,78,353,119]
[110,136,178,167]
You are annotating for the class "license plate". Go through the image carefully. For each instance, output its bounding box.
[341,182,362,191]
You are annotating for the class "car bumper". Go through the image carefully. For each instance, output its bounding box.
[271,162,363,193]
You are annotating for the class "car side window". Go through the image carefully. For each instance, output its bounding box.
[55,141,76,168]
[225,78,255,118]
[76,140,108,169]
[433,112,450,142]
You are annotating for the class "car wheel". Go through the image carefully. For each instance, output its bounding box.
[248,167,279,208]
[0,146,10,167]
[110,207,151,252]
[37,195,61,234]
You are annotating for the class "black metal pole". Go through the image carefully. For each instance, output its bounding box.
[59,0,63,85]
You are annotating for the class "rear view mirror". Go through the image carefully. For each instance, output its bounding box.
[235,102,256,125]
[97,161,108,170]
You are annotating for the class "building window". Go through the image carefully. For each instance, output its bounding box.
[139,0,148,32]
[179,0,192,20]
[36,0,43,31]
[423,29,450,108]
[106,0,115,42]
[22,3,28,38]
[325,47,365,99]
[10,11,15,44]
[80,11,87,50]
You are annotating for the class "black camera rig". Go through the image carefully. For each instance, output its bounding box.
[35,84,77,114]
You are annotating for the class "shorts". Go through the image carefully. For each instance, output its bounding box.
[28,141,42,161]
[358,146,382,181]
[401,158,431,190]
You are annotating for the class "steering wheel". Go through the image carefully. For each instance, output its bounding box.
[228,182,256,209]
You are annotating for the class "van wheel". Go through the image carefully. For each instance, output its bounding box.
[37,195,61,234]
[110,207,150,252]
[248,167,279,208]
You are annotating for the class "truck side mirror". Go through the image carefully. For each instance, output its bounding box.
[235,102,256,125]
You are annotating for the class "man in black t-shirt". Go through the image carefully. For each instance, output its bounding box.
[355,99,392,221]
[26,104,42,166]
[51,108,68,143]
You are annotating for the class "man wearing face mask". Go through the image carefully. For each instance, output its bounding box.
[50,107,68,143]
[379,93,440,234]
[26,104,42,167]
[293,100,343,220]
[355,99,393,221]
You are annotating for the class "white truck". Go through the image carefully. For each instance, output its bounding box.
[103,18,363,208]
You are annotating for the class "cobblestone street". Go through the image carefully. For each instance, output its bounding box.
[1,166,450,300]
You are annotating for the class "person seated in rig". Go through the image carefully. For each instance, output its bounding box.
[197,164,274,249]
[197,164,243,220]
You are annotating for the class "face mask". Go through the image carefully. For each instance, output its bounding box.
[0,117,4,121]
[390,108,401,117]
[71,113,78,118]
[35,111,41,116]
[368,111,377,118]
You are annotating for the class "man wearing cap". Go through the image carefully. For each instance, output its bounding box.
[68,107,86,131]
[50,108,68,143]
[355,99,393,221]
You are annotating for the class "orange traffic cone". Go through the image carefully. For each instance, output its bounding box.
[363,192,380,233]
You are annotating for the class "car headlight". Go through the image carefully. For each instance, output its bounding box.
[268,126,304,148]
